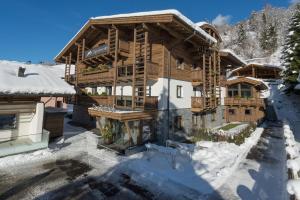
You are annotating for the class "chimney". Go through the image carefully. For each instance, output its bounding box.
[18,67,26,77]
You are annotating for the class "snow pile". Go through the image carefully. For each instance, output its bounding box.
[287,180,300,199]
[89,104,139,113]
[0,60,75,96]
[127,127,264,194]
[0,149,53,168]
[287,157,300,174]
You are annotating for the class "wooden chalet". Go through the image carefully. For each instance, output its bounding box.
[55,10,222,149]
[224,77,268,123]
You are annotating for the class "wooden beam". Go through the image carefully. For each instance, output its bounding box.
[113,28,119,108]
[132,28,136,110]
[82,39,86,60]
[143,31,148,108]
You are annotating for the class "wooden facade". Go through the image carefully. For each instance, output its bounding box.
[224,77,267,123]
[55,12,221,116]
[55,11,223,149]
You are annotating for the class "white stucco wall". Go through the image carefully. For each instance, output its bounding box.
[151,78,193,110]
[0,102,44,142]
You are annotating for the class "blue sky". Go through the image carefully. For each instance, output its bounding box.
[0,0,293,63]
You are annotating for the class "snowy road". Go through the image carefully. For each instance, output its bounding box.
[216,121,288,200]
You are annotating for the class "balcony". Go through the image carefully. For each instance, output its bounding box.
[191,68,203,86]
[224,98,265,108]
[191,97,204,112]
[77,68,114,85]
[77,95,114,106]
[84,44,108,59]
[117,62,159,80]
[116,96,158,110]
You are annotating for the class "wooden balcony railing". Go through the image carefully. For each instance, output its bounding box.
[77,95,114,106]
[224,97,265,107]
[116,96,158,110]
[191,97,204,112]
[84,44,108,59]
[77,68,114,85]
[191,68,203,86]
[117,62,159,79]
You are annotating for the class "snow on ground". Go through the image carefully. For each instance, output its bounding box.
[124,127,264,196]
[0,60,75,95]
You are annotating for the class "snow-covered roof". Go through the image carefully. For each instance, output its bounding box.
[220,49,247,65]
[247,62,282,70]
[195,21,210,27]
[45,64,75,78]
[91,10,216,43]
[55,9,217,61]
[0,60,75,96]
[226,76,269,90]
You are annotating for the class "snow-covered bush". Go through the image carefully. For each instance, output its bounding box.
[191,123,256,145]
[287,179,300,199]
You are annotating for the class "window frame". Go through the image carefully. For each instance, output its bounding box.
[176,85,183,98]
[0,114,17,130]
[174,116,183,131]
[245,109,252,115]
[228,109,236,115]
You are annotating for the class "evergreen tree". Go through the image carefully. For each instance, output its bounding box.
[237,23,247,45]
[260,12,278,53]
[282,4,300,83]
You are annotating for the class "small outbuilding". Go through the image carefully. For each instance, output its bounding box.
[0,60,75,157]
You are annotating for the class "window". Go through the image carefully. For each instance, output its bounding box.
[56,101,63,108]
[174,116,183,131]
[177,85,183,98]
[0,114,17,130]
[176,58,184,69]
[245,109,251,115]
[228,84,239,97]
[228,109,235,115]
[241,84,252,98]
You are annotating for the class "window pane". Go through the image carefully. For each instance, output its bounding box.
[177,86,182,98]
[0,114,17,130]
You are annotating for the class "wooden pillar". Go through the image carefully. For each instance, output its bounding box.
[143,31,149,108]
[113,28,119,108]
[238,83,241,97]
[132,28,137,110]
[82,39,85,60]
[213,50,217,107]
[202,53,206,107]
[125,121,134,146]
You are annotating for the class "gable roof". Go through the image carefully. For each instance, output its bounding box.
[54,9,217,63]
[196,21,222,42]
[226,76,268,90]
[0,60,75,96]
